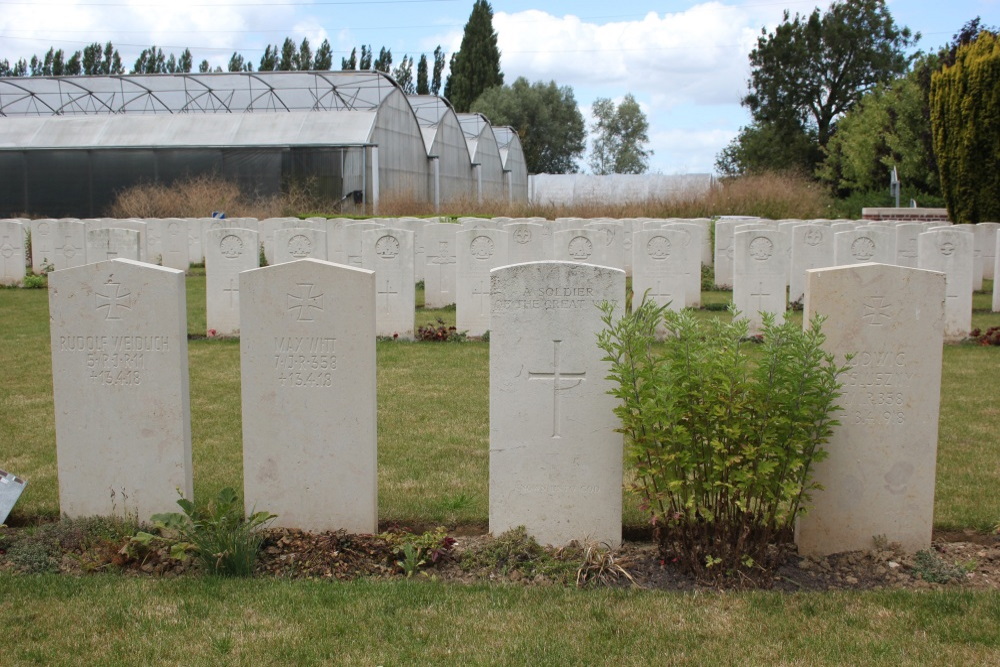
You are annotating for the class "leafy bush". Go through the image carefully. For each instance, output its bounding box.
[21,274,46,289]
[132,487,275,577]
[597,300,844,580]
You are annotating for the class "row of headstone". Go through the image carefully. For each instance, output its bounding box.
[48,257,946,557]
[724,222,987,339]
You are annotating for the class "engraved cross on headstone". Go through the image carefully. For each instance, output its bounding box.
[529,339,587,439]
[96,279,131,321]
[649,278,675,305]
[750,281,771,312]
[60,234,82,259]
[224,277,239,307]
[472,280,490,316]
[378,278,398,313]
[287,282,324,322]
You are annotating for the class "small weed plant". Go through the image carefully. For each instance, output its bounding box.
[598,300,845,580]
[130,487,275,577]
[416,318,467,342]
[912,550,974,584]
[380,526,456,577]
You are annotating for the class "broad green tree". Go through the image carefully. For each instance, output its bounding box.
[589,94,652,175]
[727,0,916,174]
[818,72,938,197]
[445,0,503,112]
[471,77,586,174]
[715,122,819,177]
[931,30,1000,223]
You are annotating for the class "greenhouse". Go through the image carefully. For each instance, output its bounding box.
[408,95,477,206]
[457,113,505,203]
[0,71,526,218]
[492,126,528,204]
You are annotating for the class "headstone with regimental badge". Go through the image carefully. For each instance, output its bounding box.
[489,261,625,546]
[48,258,192,520]
[205,227,259,336]
[363,228,415,338]
[918,228,972,340]
[733,229,787,332]
[240,259,376,533]
[789,223,834,305]
[273,227,328,265]
[456,228,509,336]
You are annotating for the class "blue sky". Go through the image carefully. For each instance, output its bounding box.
[1,1,996,174]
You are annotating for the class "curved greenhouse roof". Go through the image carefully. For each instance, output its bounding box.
[0,71,401,116]
[0,71,528,217]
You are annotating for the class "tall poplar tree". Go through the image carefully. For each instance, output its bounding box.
[444,0,503,112]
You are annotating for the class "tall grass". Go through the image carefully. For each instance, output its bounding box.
[107,172,836,221]
[106,175,327,220]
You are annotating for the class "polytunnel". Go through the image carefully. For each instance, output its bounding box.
[492,126,528,204]
[0,71,432,217]
[408,95,476,207]
[457,113,505,203]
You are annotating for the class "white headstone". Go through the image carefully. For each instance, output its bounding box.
[713,219,738,288]
[976,222,1000,280]
[205,227,260,336]
[342,222,384,268]
[834,228,896,266]
[46,220,88,272]
[631,228,694,315]
[661,222,704,307]
[85,219,148,262]
[240,259,377,533]
[29,219,57,273]
[490,261,625,546]
[86,228,141,264]
[894,223,923,268]
[505,222,547,265]
[796,263,945,556]
[584,220,626,270]
[159,219,190,271]
[363,228,415,339]
[789,224,834,305]
[48,259,192,520]
[0,220,25,285]
[918,228,973,340]
[456,228,509,336]
[733,229,787,332]
[423,223,459,308]
[553,228,615,267]
[273,227,328,265]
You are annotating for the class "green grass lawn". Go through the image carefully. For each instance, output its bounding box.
[2,275,1000,662]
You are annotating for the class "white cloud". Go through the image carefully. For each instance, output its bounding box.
[494,4,762,109]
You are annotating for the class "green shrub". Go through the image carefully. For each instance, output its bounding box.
[597,300,844,580]
[134,487,275,577]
